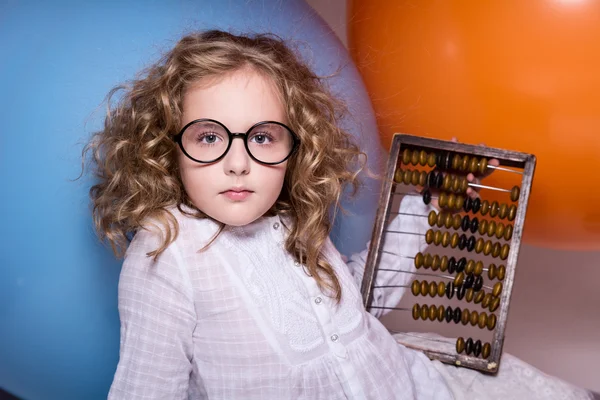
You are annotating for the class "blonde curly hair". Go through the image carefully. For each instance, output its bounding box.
[86,30,367,302]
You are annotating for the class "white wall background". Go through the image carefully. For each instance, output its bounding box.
[306,0,600,392]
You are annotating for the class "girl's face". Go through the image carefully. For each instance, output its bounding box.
[178,69,289,226]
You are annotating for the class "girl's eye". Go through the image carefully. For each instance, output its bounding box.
[196,132,223,144]
[249,132,273,144]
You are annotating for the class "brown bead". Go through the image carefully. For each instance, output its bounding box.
[492,242,501,258]
[412,303,420,320]
[497,265,506,281]
[437,305,445,321]
[465,288,474,302]
[402,169,412,185]
[474,290,485,304]
[454,272,465,287]
[444,213,454,229]
[420,304,429,320]
[420,280,429,296]
[411,280,420,296]
[394,168,403,183]
[478,312,488,329]
[483,240,493,256]
[429,281,437,297]
[500,244,510,260]
[437,281,446,297]
[450,233,460,249]
[489,297,501,312]
[440,256,449,271]
[424,253,433,268]
[415,252,424,268]
[482,342,491,359]
[479,157,488,175]
[456,337,465,353]
[436,212,446,228]
[493,282,503,297]
[478,219,488,236]
[453,214,462,230]
[411,169,420,186]
[470,310,479,326]
[487,314,497,330]
[475,237,485,253]
[480,200,490,215]
[474,261,484,276]
[441,231,451,247]
[452,154,462,170]
[495,222,505,239]
[427,153,436,167]
[488,263,497,280]
[504,224,514,241]
[428,211,437,227]
[429,305,437,321]
[447,193,456,209]
[459,178,469,194]
[508,204,517,221]
[439,192,448,208]
[452,175,461,192]
[469,157,479,173]
[510,185,520,202]
[434,230,442,245]
[402,148,411,165]
[419,150,428,166]
[487,220,496,237]
[411,150,419,165]
[461,308,470,325]
[461,155,470,171]
[482,293,492,308]
[431,255,441,271]
[443,174,452,191]
[498,203,508,219]
[490,201,499,217]
[465,260,475,274]
[419,170,428,186]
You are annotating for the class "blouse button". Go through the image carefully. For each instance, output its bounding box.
[330,334,339,342]
[273,222,280,230]
[294,261,300,267]
[314,296,322,304]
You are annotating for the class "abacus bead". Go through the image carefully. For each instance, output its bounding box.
[478,313,488,329]
[427,153,436,167]
[419,150,428,166]
[420,304,429,320]
[474,261,484,276]
[453,214,462,230]
[429,305,437,321]
[443,174,452,191]
[504,224,514,241]
[498,203,508,219]
[424,253,433,268]
[475,238,485,253]
[479,157,488,175]
[411,280,421,296]
[428,211,437,226]
[482,293,492,308]
[481,200,490,215]
[500,244,510,260]
[472,197,481,213]
[402,148,411,164]
[492,242,501,258]
[452,154,462,170]
[490,201,499,217]
[470,217,479,234]
[464,197,472,212]
[440,256,449,271]
[415,252,425,268]
[487,220,496,237]
[444,152,453,169]
[465,338,474,355]
[457,285,467,300]
[453,307,462,324]
[470,310,479,326]
[394,168,403,183]
[461,155,470,171]
[445,305,454,322]
[436,213,446,228]
[469,157,479,173]
[454,272,465,287]
[403,170,412,185]
[441,231,451,247]
[419,170,428,186]
[412,303,420,320]
[459,177,469,193]
[483,240,493,256]
[510,185,520,202]
[420,280,429,296]
[448,257,457,274]
[461,215,470,232]
[473,275,484,291]
[436,152,443,167]
[452,176,461,192]
[493,282,503,297]
[456,337,465,353]
[508,204,517,221]
[437,305,446,321]
[458,234,467,250]
[435,172,444,189]
[411,150,419,165]
[456,257,467,273]
[411,170,420,186]
[497,265,506,281]
[487,314,497,330]
[447,194,456,210]
[464,273,475,289]
[474,340,482,357]
[482,343,492,359]
[489,297,501,312]
[488,263,497,279]
[445,213,454,229]
[439,192,448,208]
[434,230,443,245]
[465,260,475,274]
[461,308,470,325]
[450,233,460,249]
[445,282,455,299]
[437,281,446,297]
[465,288,474,302]
[423,189,432,205]
[432,255,441,271]
[427,170,435,187]
[479,219,488,236]
[474,290,485,304]
[467,236,476,252]
[429,281,437,297]
[496,223,505,239]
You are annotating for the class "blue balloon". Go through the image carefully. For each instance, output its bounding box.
[0,1,384,399]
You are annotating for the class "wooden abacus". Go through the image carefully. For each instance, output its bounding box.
[360,133,536,373]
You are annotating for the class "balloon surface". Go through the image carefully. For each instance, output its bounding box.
[348,0,600,249]
[0,1,384,399]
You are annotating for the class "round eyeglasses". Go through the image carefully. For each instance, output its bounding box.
[174,119,300,165]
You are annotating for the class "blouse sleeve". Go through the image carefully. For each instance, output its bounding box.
[346,195,435,317]
[108,228,196,400]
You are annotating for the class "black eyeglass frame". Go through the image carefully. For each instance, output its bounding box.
[173,118,300,165]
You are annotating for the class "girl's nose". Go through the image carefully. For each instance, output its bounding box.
[223,137,250,175]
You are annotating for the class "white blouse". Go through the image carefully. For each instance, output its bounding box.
[107,196,455,399]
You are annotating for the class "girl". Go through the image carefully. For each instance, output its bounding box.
[87,30,593,399]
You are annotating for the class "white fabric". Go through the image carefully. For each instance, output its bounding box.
[108,196,592,400]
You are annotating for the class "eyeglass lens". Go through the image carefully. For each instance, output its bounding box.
[181,121,294,163]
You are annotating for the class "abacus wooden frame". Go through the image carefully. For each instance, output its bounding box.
[360,133,536,373]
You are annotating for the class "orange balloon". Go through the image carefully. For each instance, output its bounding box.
[348,0,600,250]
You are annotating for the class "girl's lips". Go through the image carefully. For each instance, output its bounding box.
[221,190,253,201]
